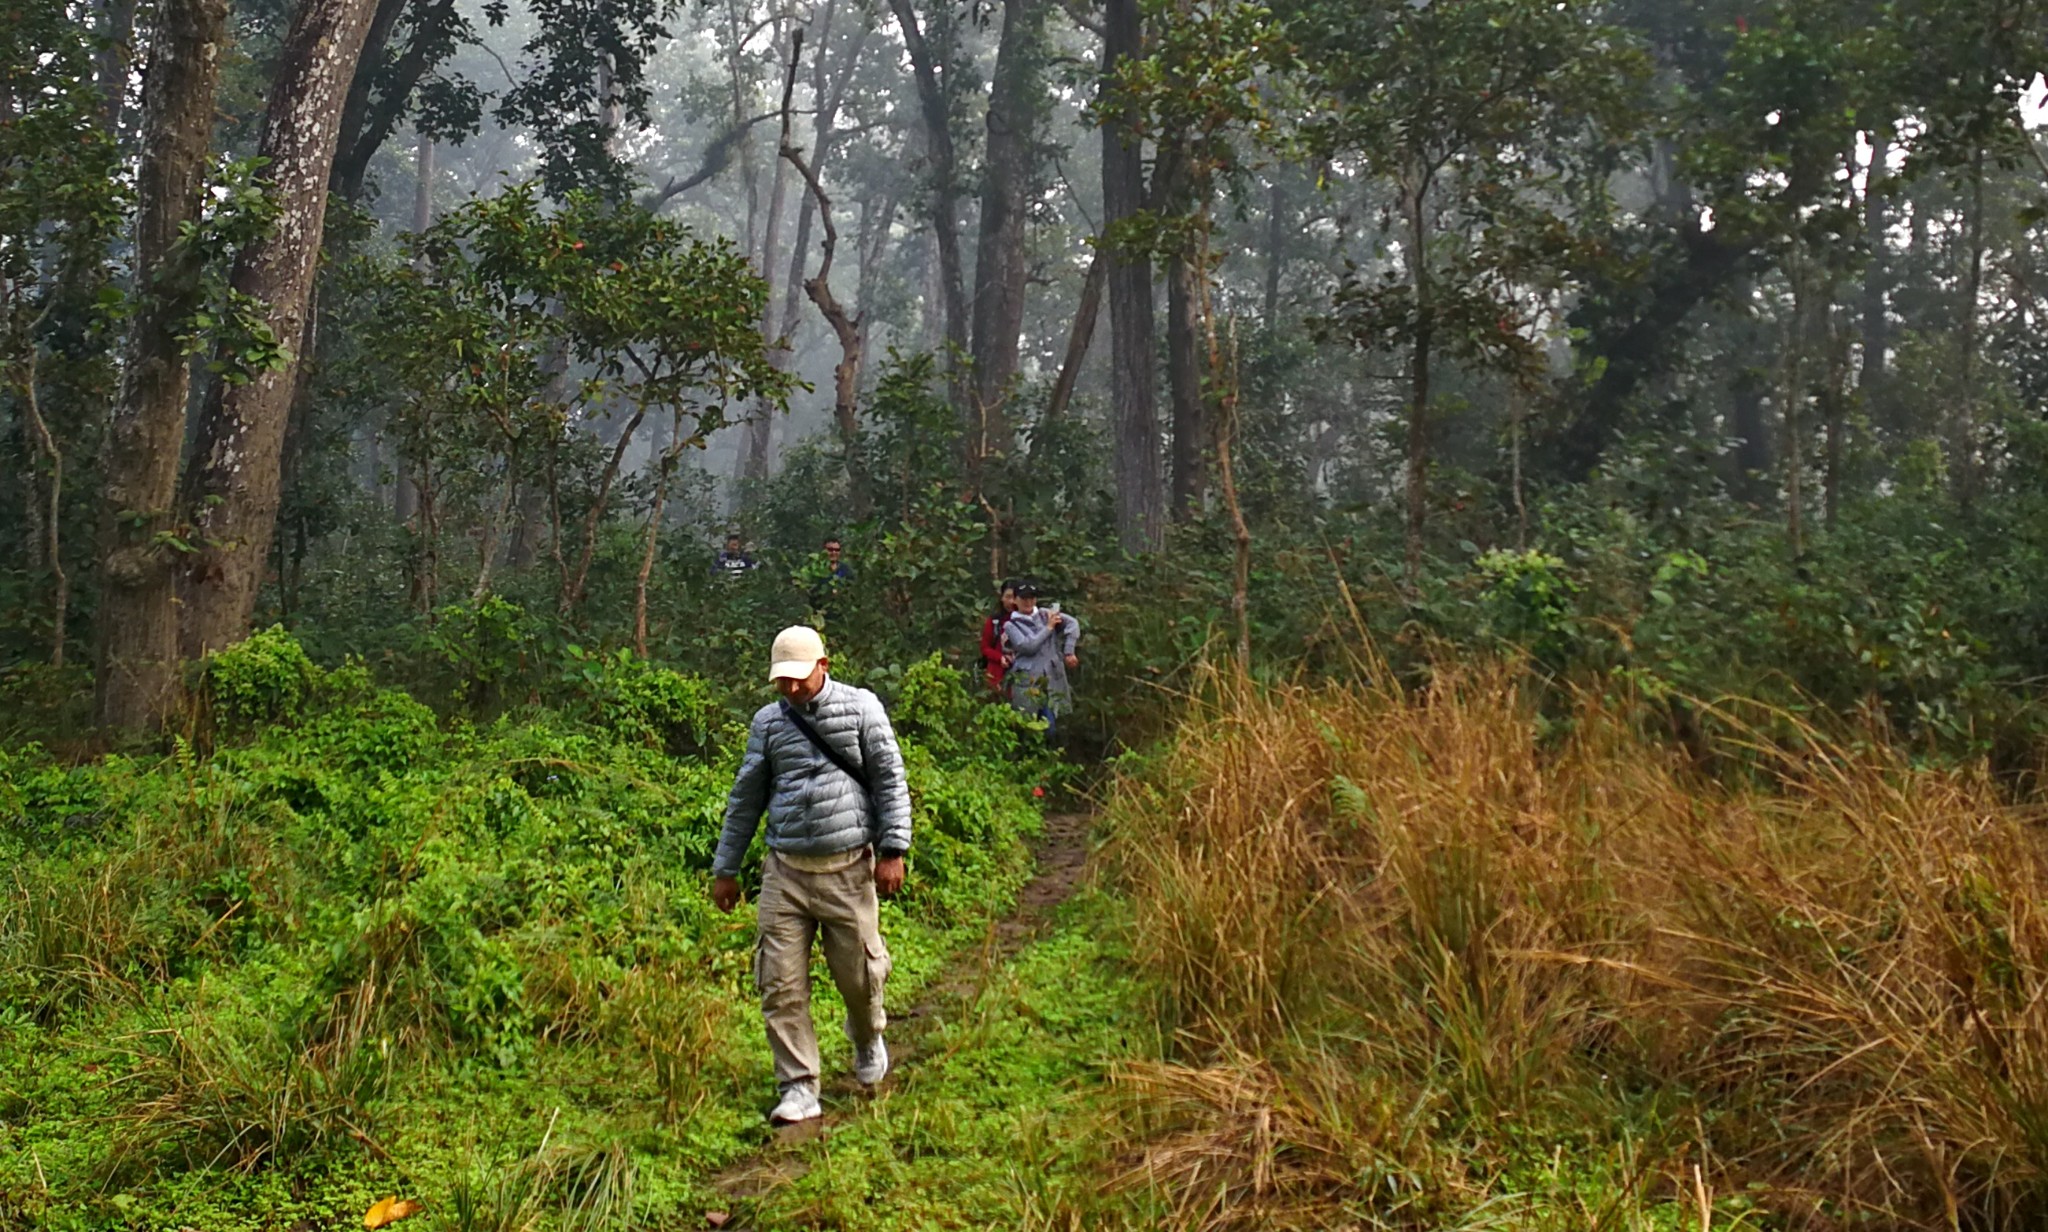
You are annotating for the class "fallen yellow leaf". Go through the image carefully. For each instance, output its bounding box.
[364,1197,424,1229]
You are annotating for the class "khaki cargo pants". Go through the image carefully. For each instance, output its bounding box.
[754,847,892,1087]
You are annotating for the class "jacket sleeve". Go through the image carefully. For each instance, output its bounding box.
[712,712,773,877]
[858,694,913,858]
[1006,617,1051,656]
[1059,613,1081,656]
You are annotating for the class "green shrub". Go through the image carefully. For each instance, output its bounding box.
[203,625,322,730]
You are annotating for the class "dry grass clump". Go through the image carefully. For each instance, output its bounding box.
[1104,660,2048,1229]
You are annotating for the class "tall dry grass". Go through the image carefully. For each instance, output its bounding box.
[1104,660,2048,1229]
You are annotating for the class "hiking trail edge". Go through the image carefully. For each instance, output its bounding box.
[708,810,1093,1209]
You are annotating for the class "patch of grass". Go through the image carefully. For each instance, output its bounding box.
[736,896,1167,1231]
[1103,659,2048,1229]
[0,638,1052,1231]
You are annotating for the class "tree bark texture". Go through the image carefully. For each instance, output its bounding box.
[1167,251,1206,517]
[968,0,1045,470]
[1101,0,1161,553]
[179,0,381,659]
[94,0,228,728]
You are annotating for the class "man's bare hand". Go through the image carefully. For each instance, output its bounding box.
[1064,653,1079,669]
[711,875,742,913]
[875,855,906,897]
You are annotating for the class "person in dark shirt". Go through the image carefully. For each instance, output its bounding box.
[822,536,853,581]
[714,533,759,580]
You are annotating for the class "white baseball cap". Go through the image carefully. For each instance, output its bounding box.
[769,625,827,681]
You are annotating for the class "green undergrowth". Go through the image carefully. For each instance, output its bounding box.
[0,631,1056,1231]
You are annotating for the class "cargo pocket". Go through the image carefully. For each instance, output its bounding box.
[862,934,893,1004]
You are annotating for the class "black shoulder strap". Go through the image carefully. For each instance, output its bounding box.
[779,700,872,795]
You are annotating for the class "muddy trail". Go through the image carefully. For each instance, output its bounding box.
[708,811,1094,1217]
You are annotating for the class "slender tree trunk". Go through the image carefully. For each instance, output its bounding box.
[1041,249,1104,439]
[94,0,229,728]
[17,354,69,667]
[777,30,868,508]
[472,460,517,601]
[636,408,685,657]
[1861,130,1891,428]
[1167,252,1206,517]
[740,106,792,486]
[886,0,970,411]
[414,133,434,231]
[1510,383,1527,549]
[1401,171,1432,592]
[95,0,140,134]
[1263,179,1285,324]
[563,403,649,614]
[1102,0,1161,552]
[179,0,381,659]
[1782,254,1810,555]
[854,189,900,387]
[1193,229,1249,669]
[1731,362,1771,503]
[1821,287,1850,530]
[968,0,1045,474]
[1955,150,1984,510]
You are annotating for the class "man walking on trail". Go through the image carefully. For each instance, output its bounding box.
[711,625,912,1125]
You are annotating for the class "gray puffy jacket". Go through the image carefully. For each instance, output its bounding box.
[712,676,913,877]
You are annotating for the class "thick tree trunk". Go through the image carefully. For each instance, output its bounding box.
[968,0,1045,472]
[1101,0,1161,553]
[1167,252,1206,517]
[94,0,229,729]
[886,0,970,411]
[179,0,381,659]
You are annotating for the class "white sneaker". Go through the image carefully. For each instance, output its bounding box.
[854,1036,890,1086]
[769,1081,821,1124]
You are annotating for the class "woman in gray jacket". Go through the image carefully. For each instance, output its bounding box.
[1002,582,1080,732]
